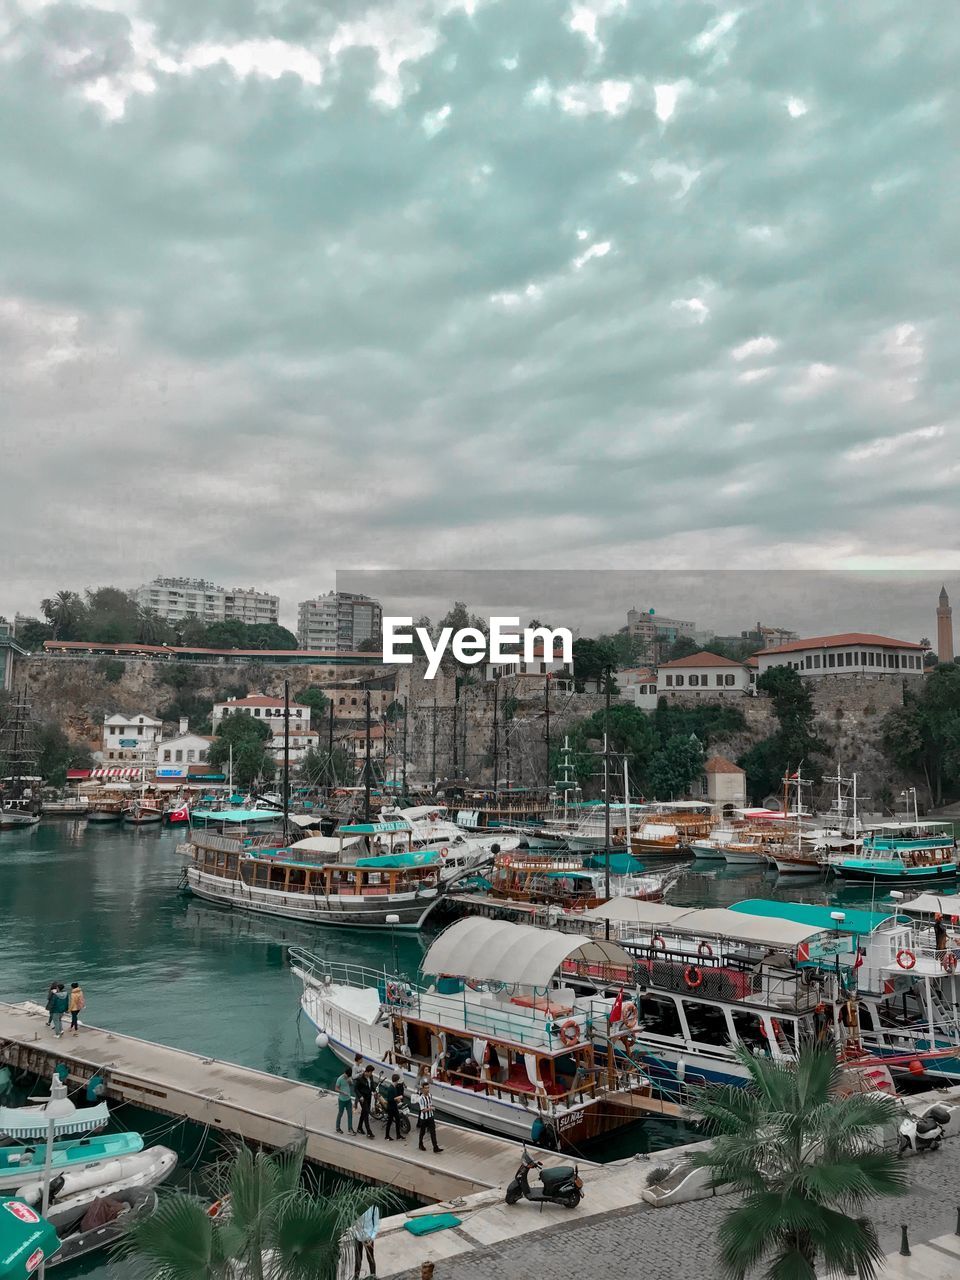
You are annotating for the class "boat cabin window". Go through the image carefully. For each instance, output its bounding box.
[638,994,683,1038]
[730,1009,767,1052]
[682,1000,732,1047]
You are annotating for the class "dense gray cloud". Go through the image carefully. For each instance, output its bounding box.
[1,0,957,631]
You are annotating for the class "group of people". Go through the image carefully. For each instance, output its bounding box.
[334,1057,443,1154]
[44,982,85,1038]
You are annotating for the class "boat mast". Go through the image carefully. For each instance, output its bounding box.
[364,689,372,822]
[603,665,611,904]
[544,674,551,788]
[282,679,290,840]
[492,677,499,793]
[623,755,631,850]
[401,695,408,796]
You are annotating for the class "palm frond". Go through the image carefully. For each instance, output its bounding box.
[112,1191,226,1280]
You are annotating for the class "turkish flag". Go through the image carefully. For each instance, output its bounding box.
[608,988,624,1028]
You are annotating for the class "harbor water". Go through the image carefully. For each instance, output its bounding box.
[0,820,940,1274]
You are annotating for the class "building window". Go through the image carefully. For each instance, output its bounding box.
[860,651,867,665]
[162,750,171,762]
[725,674,735,686]
[814,655,821,668]
[716,674,724,686]
[187,750,195,762]
[175,750,183,762]
[675,675,684,686]
[200,750,208,762]
[689,674,698,687]
[828,654,835,668]
[254,708,261,716]
[805,656,812,669]
[665,674,673,687]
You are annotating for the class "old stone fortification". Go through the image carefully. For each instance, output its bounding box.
[14,653,914,801]
[11,654,375,752]
[668,673,910,804]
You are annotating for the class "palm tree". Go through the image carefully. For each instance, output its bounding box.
[692,1043,907,1280]
[116,1141,397,1280]
[40,589,85,640]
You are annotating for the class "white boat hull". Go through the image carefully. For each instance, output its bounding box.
[187,866,437,929]
[300,984,598,1144]
[18,1148,177,1218]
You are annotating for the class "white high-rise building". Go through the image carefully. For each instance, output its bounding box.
[297,592,382,651]
[136,578,279,627]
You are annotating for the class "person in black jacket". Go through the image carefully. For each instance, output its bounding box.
[354,1065,375,1139]
[384,1073,406,1141]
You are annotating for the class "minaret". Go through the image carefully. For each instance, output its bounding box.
[937,585,954,663]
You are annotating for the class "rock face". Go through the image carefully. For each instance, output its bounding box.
[12,654,374,751]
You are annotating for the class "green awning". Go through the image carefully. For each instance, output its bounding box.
[731,899,900,937]
[0,1201,59,1278]
[191,808,283,823]
[356,850,440,868]
[584,853,646,875]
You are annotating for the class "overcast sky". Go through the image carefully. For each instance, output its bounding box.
[2,0,958,634]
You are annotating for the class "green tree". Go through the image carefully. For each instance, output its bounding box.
[881,661,960,804]
[384,699,405,723]
[81,586,140,643]
[40,590,87,640]
[300,744,351,787]
[644,733,704,799]
[571,638,619,691]
[137,608,175,645]
[357,636,380,652]
[738,665,826,803]
[665,635,699,662]
[578,704,658,777]
[692,1044,906,1280]
[36,723,93,786]
[296,686,331,721]
[117,1141,397,1280]
[208,715,275,788]
[14,617,53,650]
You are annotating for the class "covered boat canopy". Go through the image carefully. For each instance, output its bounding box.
[0,1102,110,1141]
[292,834,361,854]
[673,907,831,948]
[732,898,901,937]
[191,808,282,823]
[582,899,690,926]
[421,917,632,987]
[896,892,960,917]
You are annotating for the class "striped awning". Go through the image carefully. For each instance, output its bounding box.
[90,767,142,779]
[0,1102,110,1140]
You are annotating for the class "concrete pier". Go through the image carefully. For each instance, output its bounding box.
[0,1001,587,1202]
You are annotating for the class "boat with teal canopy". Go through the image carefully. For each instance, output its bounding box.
[190,807,283,827]
[0,1133,143,1191]
[584,853,647,876]
[355,850,439,869]
[731,899,902,939]
[827,821,958,883]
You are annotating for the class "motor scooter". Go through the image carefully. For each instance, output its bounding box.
[504,1147,583,1208]
[898,1102,952,1155]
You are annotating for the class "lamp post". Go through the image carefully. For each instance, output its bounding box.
[386,913,400,974]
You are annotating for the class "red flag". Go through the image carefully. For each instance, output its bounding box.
[608,988,624,1027]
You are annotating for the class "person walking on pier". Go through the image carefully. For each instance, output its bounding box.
[384,1073,406,1141]
[354,1064,375,1139]
[416,1080,443,1154]
[335,1067,355,1135]
[351,1204,380,1279]
[68,982,85,1034]
[45,983,58,1027]
[49,985,68,1038]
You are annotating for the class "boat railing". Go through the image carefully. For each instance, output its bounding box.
[190,831,280,855]
[288,949,390,994]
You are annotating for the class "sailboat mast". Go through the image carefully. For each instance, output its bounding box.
[363,689,372,822]
[282,679,290,839]
[603,667,611,903]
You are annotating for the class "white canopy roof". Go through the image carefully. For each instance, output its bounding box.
[897,892,960,916]
[669,907,830,948]
[421,917,633,987]
[582,899,691,926]
[292,835,361,854]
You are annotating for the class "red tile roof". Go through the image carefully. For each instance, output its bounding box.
[705,755,745,775]
[658,651,746,669]
[756,633,925,656]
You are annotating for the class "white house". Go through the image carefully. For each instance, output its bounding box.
[618,667,658,711]
[101,712,162,767]
[657,652,751,697]
[485,641,574,689]
[211,695,315,765]
[155,732,214,779]
[755,633,926,679]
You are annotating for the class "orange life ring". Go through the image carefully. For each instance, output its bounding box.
[651,934,666,951]
[697,942,713,960]
[942,952,958,974]
[385,981,403,1001]
[440,847,449,859]
[896,949,917,970]
[683,965,704,989]
[559,1019,580,1046]
[621,1001,638,1030]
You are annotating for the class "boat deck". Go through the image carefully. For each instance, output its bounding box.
[0,1002,586,1202]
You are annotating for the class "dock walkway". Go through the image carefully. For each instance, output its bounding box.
[0,1002,585,1202]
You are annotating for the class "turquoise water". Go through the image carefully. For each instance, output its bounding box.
[0,822,934,1274]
